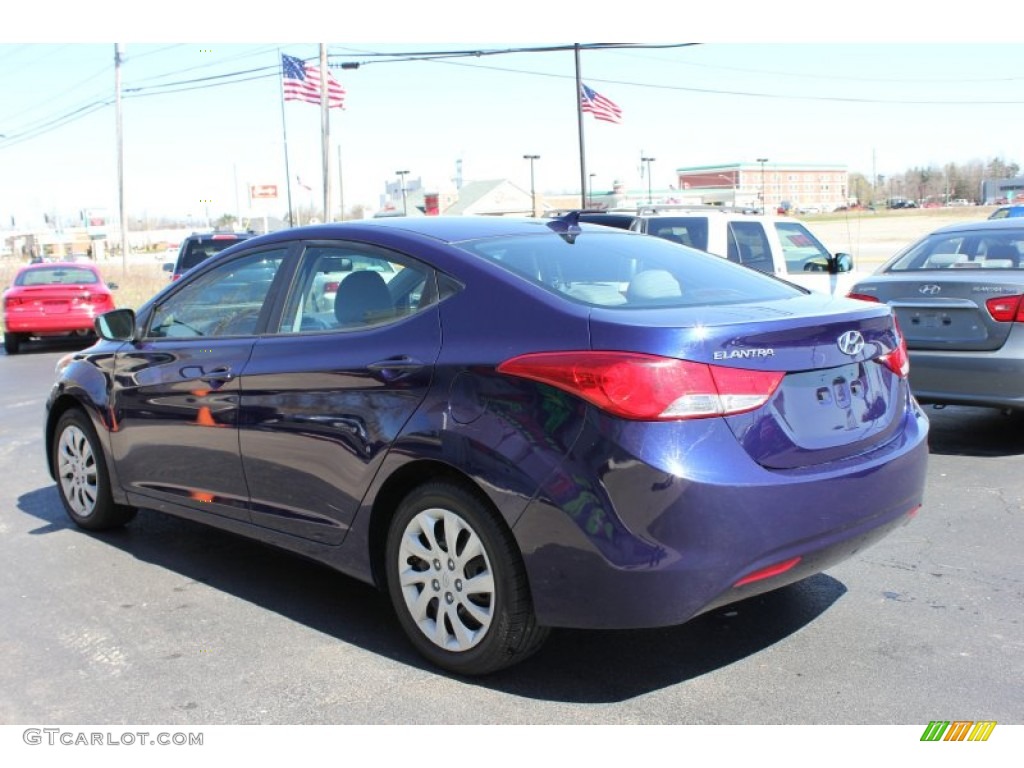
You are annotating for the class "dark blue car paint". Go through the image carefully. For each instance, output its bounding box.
[46,217,929,634]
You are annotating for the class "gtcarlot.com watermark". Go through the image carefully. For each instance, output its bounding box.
[23,728,203,747]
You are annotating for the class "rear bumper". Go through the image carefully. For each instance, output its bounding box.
[908,333,1024,410]
[514,401,929,630]
[4,311,98,335]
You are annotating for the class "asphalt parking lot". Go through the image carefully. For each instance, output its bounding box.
[0,338,1021,726]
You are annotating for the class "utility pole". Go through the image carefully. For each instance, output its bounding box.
[115,44,129,274]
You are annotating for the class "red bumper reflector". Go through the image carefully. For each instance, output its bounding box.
[734,556,802,588]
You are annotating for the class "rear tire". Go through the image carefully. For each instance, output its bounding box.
[385,481,549,675]
[53,409,136,530]
[4,332,22,355]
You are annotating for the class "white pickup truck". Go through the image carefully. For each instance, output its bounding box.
[578,207,860,296]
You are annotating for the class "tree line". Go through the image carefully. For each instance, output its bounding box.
[849,157,1020,205]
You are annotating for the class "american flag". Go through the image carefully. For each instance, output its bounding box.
[281,53,346,109]
[580,83,622,124]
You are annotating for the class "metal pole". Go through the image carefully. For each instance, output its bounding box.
[641,157,655,204]
[278,50,294,226]
[115,44,129,274]
[320,44,331,221]
[524,155,539,216]
[574,44,587,209]
[396,170,409,215]
[757,158,769,212]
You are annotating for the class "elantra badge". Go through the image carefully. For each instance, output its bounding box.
[837,330,865,356]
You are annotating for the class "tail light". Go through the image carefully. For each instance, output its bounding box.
[847,292,881,303]
[497,351,784,421]
[323,281,340,295]
[985,294,1024,323]
[878,317,910,378]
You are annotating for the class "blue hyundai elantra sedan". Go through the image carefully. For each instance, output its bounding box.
[45,215,929,675]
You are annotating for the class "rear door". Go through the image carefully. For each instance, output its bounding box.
[238,242,443,545]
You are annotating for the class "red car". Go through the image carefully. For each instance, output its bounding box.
[2,262,116,355]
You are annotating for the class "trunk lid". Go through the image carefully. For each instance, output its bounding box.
[588,295,908,469]
[853,274,1024,352]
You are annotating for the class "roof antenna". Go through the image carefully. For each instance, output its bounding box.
[545,210,583,243]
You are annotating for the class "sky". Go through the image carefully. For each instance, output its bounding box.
[2,3,1023,227]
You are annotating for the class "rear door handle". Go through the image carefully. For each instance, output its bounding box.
[366,357,426,381]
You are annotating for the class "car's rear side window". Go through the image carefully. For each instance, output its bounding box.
[458,231,801,308]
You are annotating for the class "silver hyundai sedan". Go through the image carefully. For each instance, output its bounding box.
[849,218,1024,411]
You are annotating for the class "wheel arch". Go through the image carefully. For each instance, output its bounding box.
[366,459,505,592]
[45,392,126,505]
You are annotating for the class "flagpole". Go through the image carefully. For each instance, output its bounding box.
[320,44,331,222]
[279,50,295,227]
[574,44,588,210]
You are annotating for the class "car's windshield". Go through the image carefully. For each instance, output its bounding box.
[457,231,802,308]
[886,229,1024,271]
[17,267,99,286]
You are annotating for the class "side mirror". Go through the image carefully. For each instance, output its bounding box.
[830,252,854,274]
[95,308,136,342]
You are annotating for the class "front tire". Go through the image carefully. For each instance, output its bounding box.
[53,409,136,530]
[385,481,549,675]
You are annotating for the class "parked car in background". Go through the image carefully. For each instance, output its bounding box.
[849,218,1024,411]
[988,205,1024,220]
[577,206,857,295]
[46,215,928,675]
[168,230,255,280]
[3,262,116,355]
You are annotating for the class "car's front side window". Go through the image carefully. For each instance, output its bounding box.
[147,249,288,339]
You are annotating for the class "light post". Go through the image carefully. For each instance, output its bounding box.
[757,158,769,213]
[641,156,655,204]
[395,170,410,215]
[523,154,540,217]
[716,174,737,207]
[588,172,596,208]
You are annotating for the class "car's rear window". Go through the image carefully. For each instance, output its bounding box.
[646,217,710,250]
[180,237,245,271]
[457,231,802,308]
[886,230,1024,271]
[17,267,99,286]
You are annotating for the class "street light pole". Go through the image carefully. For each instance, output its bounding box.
[757,158,769,213]
[523,154,540,217]
[716,174,737,207]
[641,156,655,205]
[395,170,409,215]
[588,173,596,208]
